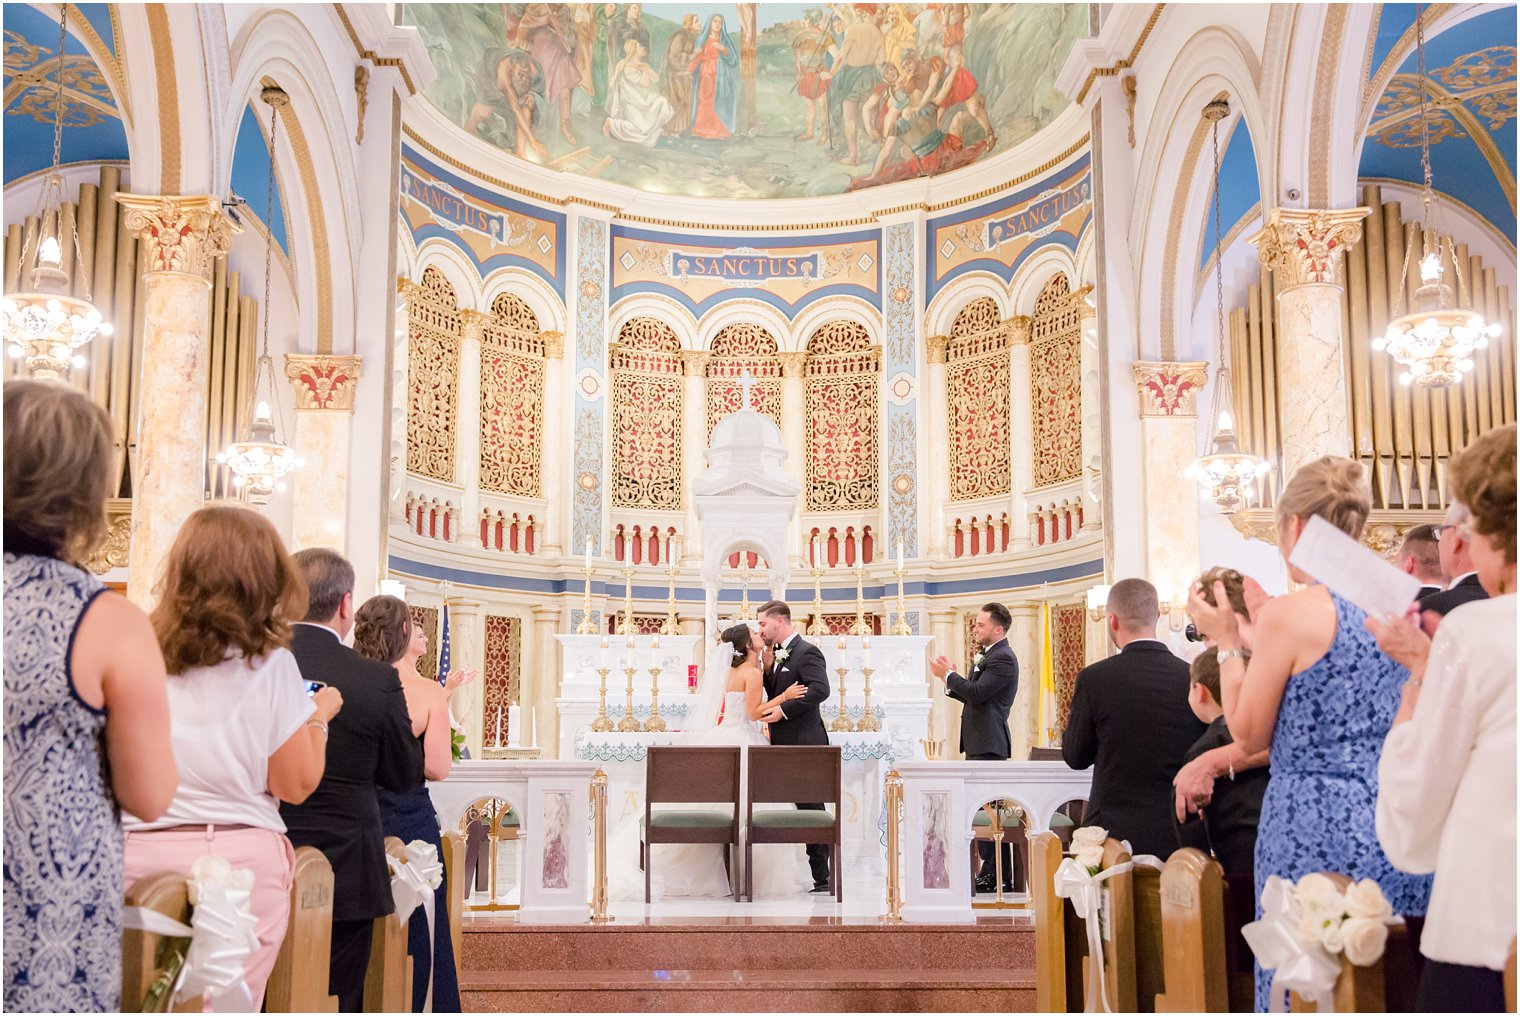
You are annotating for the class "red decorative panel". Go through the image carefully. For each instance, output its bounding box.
[804,322,879,512]
[483,614,522,746]
[706,323,782,440]
[814,613,882,636]
[611,319,684,510]
[1052,603,1086,735]
[480,294,545,498]
[406,267,460,483]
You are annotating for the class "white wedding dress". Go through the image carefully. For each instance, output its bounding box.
[606,690,815,901]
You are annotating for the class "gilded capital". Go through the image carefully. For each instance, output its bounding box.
[459,309,486,342]
[778,351,806,378]
[542,330,565,359]
[926,335,949,364]
[1249,207,1370,289]
[396,275,421,302]
[285,354,362,412]
[681,349,712,376]
[1008,315,1033,346]
[115,194,234,283]
[1132,360,1209,417]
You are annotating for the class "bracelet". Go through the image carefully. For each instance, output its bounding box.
[306,718,329,736]
[1227,760,1236,781]
[1218,648,1248,664]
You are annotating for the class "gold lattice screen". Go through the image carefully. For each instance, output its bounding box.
[611,317,684,510]
[947,297,1013,502]
[804,320,879,512]
[479,293,545,498]
[406,266,461,484]
[1030,275,1083,488]
[407,604,440,680]
[705,322,781,440]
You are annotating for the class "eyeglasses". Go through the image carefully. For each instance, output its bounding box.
[1433,522,1473,540]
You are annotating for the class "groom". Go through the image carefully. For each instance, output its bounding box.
[755,599,833,893]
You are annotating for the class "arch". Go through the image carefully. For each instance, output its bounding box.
[924,271,1013,339]
[1009,246,1080,319]
[788,296,883,353]
[1073,222,1098,290]
[481,266,569,334]
[607,293,698,351]
[412,238,485,311]
[696,298,796,353]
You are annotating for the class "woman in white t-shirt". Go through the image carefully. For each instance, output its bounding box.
[123,506,343,1011]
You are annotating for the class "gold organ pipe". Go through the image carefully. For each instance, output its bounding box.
[1260,268,1280,503]
[235,293,257,450]
[4,224,21,293]
[110,199,136,495]
[1365,193,1394,505]
[1473,257,1494,433]
[207,256,229,499]
[1345,226,1373,460]
[127,226,147,498]
[1499,286,1515,425]
[75,185,97,303]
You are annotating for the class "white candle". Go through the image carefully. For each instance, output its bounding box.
[599,633,609,669]
[528,708,537,748]
[897,537,904,570]
[508,704,522,747]
[585,536,593,571]
[494,706,502,747]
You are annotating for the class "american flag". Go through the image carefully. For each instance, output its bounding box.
[436,601,451,685]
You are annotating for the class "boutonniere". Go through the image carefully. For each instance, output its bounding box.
[774,647,791,665]
[973,652,985,668]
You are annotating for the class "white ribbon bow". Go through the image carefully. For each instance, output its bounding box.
[122,859,259,1013]
[1053,857,1135,1013]
[1242,875,1342,1012]
[388,840,444,1012]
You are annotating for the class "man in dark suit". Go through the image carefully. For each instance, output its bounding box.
[930,602,1019,893]
[756,599,833,892]
[1062,578,1205,859]
[1420,505,1490,619]
[1396,524,1448,600]
[280,549,424,1011]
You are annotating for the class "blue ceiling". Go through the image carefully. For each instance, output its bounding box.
[1360,4,1517,243]
[2,3,128,184]
[1199,117,1261,273]
[231,104,290,256]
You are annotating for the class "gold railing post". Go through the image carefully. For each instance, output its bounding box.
[883,770,904,923]
[590,770,613,924]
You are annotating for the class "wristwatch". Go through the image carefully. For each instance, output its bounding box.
[1217,648,1248,664]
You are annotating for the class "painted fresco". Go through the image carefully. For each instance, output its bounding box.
[407,3,1087,199]
[400,144,567,294]
[610,223,880,316]
[926,153,1090,303]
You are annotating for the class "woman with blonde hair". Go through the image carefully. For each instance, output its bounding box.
[1370,424,1516,1011]
[3,380,177,1012]
[1188,455,1431,1011]
[123,505,343,1011]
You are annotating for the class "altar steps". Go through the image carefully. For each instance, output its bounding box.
[460,917,1036,1012]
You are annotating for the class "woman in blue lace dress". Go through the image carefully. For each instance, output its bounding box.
[3,381,177,1012]
[1190,455,1432,1012]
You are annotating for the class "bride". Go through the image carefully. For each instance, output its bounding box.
[606,622,816,901]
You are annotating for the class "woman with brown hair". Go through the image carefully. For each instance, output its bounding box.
[1187,455,1432,1011]
[352,594,466,1012]
[1371,424,1516,1011]
[122,505,343,1011]
[3,380,177,1013]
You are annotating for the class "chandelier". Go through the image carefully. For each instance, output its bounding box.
[216,85,302,504]
[1369,4,1499,388]
[1186,98,1271,514]
[2,6,113,380]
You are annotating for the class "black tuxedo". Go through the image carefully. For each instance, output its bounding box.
[1416,584,1443,601]
[764,631,831,885]
[944,638,1019,759]
[279,623,423,1010]
[1173,716,1269,875]
[1062,640,1205,859]
[1418,572,1488,617]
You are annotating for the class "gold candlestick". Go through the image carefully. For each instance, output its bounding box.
[890,560,913,636]
[660,564,679,635]
[591,667,614,732]
[575,560,598,635]
[849,565,870,636]
[857,666,879,732]
[736,561,754,620]
[807,536,829,635]
[643,666,666,732]
[617,565,635,635]
[830,665,856,732]
[617,665,641,732]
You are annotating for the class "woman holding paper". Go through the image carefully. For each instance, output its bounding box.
[1369,424,1516,1012]
[1187,455,1431,1012]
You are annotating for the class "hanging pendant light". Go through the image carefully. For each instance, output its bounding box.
[1186,98,1271,514]
[216,85,303,504]
[2,6,113,380]
[1370,4,1500,388]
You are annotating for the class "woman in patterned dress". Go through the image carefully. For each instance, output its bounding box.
[1189,456,1432,1011]
[3,380,176,1012]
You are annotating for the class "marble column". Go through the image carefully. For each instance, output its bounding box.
[389,277,416,528]
[927,608,961,758]
[449,597,486,756]
[540,331,566,555]
[1249,208,1369,476]
[115,194,234,606]
[779,352,808,562]
[1007,604,1040,761]
[455,310,485,543]
[531,604,563,758]
[284,354,362,552]
[679,350,710,563]
[1079,303,1103,531]
[925,336,950,559]
[1132,361,1210,599]
[1007,316,1034,549]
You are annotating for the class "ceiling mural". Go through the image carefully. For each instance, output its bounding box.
[406,3,1087,200]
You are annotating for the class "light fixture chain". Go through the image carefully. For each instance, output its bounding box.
[260,90,290,444]
[51,6,66,172]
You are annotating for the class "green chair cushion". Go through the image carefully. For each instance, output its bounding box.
[499,809,519,826]
[1051,813,1075,829]
[646,809,734,829]
[973,811,992,827]
[751,810,837,829]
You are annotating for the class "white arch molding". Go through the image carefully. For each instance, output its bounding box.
[696,298,797,352]
[412,239,485,310]
[606,293,699,351]
[1009,247,1080,319]
[790,296,884,351]
[481,266,570,334]
[924,270,1014,339]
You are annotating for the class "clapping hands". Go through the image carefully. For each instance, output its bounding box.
[443,668,480,699]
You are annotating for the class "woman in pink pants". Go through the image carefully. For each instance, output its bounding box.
[122,506,343,1011]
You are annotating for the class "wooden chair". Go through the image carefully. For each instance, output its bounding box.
[642,745,742,903]
[746,745,843,902]
[440,830,465,984]
[122,871,198,1013]
[264,846,340,1012]
[363,837,414,1013]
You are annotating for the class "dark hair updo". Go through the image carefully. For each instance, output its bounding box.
[720,623,753,668]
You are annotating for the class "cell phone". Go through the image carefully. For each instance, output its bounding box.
[304,680,326,698]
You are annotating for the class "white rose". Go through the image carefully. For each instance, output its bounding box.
[1343,879,1393,921]
[1319,918,1345,954]
[1075,845,1104,872]
[1071,825,1108,850]
[1340,916,1390,967]
[1296,873,1346,921]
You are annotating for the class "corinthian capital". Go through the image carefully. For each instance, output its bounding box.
[1250,208,1370,289]
[459,309,486,342]
[1008,315,1032,346]
[542,330,565,359]
[926,335,949,364]
[1132,360,1208,417]
[680,349,711,377]
[115,194,235,283]
[778,352,806,378]
[285,354,363,412]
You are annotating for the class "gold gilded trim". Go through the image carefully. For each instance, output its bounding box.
[146,3,179,194]
[402,124,583,209]
[1073,3,1166,105]
[1307,3,1348,208]
[333,3,418,95]
[926,135,1091,213]
[63,3,129,122]
[262,76,334,354]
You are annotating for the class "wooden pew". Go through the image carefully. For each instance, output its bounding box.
[363,837,414,1013]
[122,871,199,1013]
[1032,830,1077,1012]
[1156,848,1231,1012]
[441,830,466,983]
[264,846,339,1012]
[1286,872,1419,1012]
